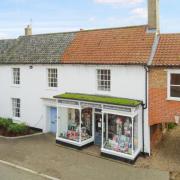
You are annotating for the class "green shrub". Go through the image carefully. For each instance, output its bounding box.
[7,123,28,134]
[0,118,12,129]
[168,122,177,130]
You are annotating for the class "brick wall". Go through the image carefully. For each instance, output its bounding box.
[150,124,163,148]
[149,67,180,125]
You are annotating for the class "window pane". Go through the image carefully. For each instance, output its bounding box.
[171,86,180,98]
[133,116,138,151]
[171,74,180,85]
[59,108,80,142]
[81,108,93,141]
[103,114,132,155]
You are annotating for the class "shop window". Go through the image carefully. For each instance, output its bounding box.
[103,114,133,155]
[133,116,138,151]
[97,69,111,91]
[169,73,180,98]
[59,108,80,142]
[58,107,93,143]
[81,108,93,141]
[48,68,58,87]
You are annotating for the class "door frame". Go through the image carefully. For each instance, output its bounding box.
[49,107,57,134]
[46,105,57,133]
[94,111,102,146]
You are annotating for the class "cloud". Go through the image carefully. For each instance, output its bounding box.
[0,32,9,39]
[89,17,97,22]
[94,0,143,5]
[131,7,147,18]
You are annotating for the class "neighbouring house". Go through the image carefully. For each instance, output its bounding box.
[0,0,179,162]
[149,34,180,147]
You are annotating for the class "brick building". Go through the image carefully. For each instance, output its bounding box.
[149,34,180,147]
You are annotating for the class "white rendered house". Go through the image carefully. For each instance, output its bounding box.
[0,0,160,162]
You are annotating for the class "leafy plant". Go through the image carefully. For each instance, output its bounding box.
[0,118,12,129]
[7,123,28,134]
[168,122,177,130]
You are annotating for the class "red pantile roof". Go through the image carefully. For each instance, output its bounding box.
[153,34,180,66]
[61,25,155,65]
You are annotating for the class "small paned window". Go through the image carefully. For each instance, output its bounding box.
[170,73,180,98]
[12,98,21,118]
[48,68,58,87]
[13,68,20,85]
[97,69,111,91]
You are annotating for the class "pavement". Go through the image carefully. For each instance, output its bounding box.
[136,125,180,180]
[0,133,169,180]
[0,162,46,180]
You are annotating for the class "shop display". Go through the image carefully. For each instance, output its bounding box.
[104,114,133,155]
[81,108,92,141]
[59,108,92,142]
[133,116,138,151]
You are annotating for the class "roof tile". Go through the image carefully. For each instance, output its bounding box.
[61,25,155,65]
[153,34,180,66]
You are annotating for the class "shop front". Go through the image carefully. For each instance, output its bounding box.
[54,93,143,161]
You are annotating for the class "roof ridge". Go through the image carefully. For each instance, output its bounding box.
[75,24,147,33]
[18,24,147,38]
[0,38,16,41]
[19,31,76,38]
[160,32,180,35]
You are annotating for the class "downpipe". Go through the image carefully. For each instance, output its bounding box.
[142,66,149,155]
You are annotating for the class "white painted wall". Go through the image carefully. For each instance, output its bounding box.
[0,64,150,153]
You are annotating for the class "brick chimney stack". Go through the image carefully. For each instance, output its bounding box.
[148,0,160,33]
[25,25,32,36]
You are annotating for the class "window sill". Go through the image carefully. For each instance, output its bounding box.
[11,85,21,88]
[167,97,180,102]
[97,90,111,94]
[12,117,21,122]
[46,87,58,91]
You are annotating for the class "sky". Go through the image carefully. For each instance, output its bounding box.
[0,0,180,39]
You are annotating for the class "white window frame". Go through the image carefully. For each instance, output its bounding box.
[12,98,21,119]
[47,68,58,88]
[12,68,20,85]
[167,69,180,101]
[97,69,111,91]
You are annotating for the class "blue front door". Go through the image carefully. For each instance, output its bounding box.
[50,107,57,134]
